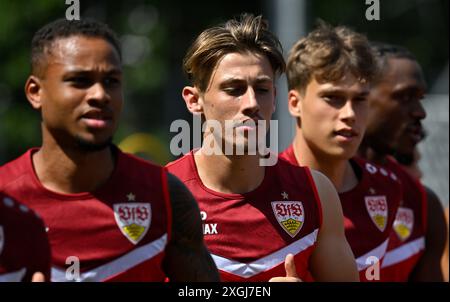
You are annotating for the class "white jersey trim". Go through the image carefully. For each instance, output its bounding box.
[381,237,425,268]
[355,238,389,271]
[212,229,318,278]
[0,268,26,282]
[51,233,167,282]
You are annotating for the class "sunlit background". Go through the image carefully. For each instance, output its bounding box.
[0,0,448,205]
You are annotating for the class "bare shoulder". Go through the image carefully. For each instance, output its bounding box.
[166,172,203,243]
[423,185,446,241]
[307,169,358,281]
[308,169,341,216]
[409,185,446,281]
[162,172,220,281]
[424,186,445,216]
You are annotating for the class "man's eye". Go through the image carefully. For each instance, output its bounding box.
[71,77,86,82]
[104,77,120,86]
[68,77,91,86]
[224,87,244,96]
[256,87,270,93]
[354,96,368,102]
[323,95,339,102]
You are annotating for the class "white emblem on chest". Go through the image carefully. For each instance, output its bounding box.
[393,207,414,241]
[271,201,305,237]
[114,202,151,244]
[365,196,388,232]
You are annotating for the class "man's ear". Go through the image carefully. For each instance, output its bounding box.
[25,75,43,110]
[182,86,203,114]
[288,89,303,118]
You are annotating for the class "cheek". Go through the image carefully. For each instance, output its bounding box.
[41,88,81,122]
[301,103,333,136]
[112,91,124,114]
[261,98,275,117]
[302,101,334,124]
[356,104,369,125]
[203,100,232,122]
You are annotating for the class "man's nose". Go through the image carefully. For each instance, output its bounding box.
[411,100,426,121]
[87,82,110,106]
[240,88,260,115]
[341,100,356,124]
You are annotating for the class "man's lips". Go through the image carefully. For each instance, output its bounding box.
[404,122,425,144]
[81,110,113,120]
[333,128,359,138]
[80,110,113,129]
[232,118,261,129]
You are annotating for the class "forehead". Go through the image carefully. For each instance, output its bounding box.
[382,58,426,89]
[46,36,121,72]
[210,52,274,83]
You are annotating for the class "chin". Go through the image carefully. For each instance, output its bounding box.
[75,136,113,152]
[330,147,357,160]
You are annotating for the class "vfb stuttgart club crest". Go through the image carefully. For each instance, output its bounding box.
[271,201,305,237]
[393,207,414,241]
[114,203,151,244]
[365,196,388,232]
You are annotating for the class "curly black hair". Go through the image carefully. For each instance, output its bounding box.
[31,18,121,76]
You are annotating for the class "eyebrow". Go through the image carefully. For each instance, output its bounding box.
[393,84,426,94]
[64,67,123,75]
[220,76,273,86]
[318,88,369,97]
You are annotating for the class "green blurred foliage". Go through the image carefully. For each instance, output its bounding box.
[0,0,448,165]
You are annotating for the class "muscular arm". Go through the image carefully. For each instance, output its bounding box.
[309,170,359,281]
[162,172,220,281]
[409,187,446,282]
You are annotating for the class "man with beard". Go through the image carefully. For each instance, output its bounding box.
[359,42,447,281]
[0,18,219,282]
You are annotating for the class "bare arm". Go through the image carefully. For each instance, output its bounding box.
[443,208,449,282]
[409,187,446,282]
[309,170,359,282]
[162,172,220,282]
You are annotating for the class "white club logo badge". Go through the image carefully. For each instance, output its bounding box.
[271,201,305,238]
[393,207,414,241]
[114,197,151,245]
[365,196,388,232]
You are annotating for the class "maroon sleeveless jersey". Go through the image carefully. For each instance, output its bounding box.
[379,157,427,281]
[0,147,171,282]
[166,151,322,282]
[280,145,402,281]
[0,193,51,281]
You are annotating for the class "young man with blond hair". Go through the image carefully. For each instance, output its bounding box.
[167,14,358,282]
[280,23,402,281]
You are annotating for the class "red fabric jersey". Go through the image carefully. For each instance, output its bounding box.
[166,151,322,282]
[0,193,51,282]
[379,157,427,282]
[280,145,402,281]
[0,147,171,282]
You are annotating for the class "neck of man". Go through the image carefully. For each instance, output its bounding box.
[358,139,388,166]
[33,132,115,194]
[194,145,265,195]
[293,131,358,193]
